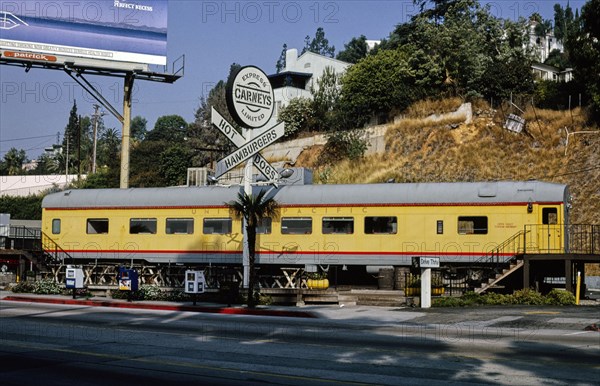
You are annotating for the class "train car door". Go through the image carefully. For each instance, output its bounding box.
[538,206,563,253]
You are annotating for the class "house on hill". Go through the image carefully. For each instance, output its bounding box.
[532,62,573,83]
[268,49,350,120]
[526,20,564,63]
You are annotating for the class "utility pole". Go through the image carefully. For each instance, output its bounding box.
[92,104,102,174]
[65,136,69,179]
[77,115,82,182]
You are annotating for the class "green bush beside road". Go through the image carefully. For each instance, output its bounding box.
[433,289,576,307]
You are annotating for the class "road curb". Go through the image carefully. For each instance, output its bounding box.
[2,295,317,318]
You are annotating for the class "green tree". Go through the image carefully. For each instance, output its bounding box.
[554,4,567,41]
[81,125,120,188]
[188,64,242,167]
[533,18,553,60]
[159,146,192,186]
[570,0,600,121]
[377,1,532,102]
[129,141,169,187]
[339,49,416,127]
[479,55,534,100]
[145,115,187,142]
[554,2,577,43]
[62,100,79,174]
[226,190,278,308]
[130,116,148,142]
[414,0,473,22]
[301,27,335,57]
[545,49,570,70]
[336,35,369,64]
[0,195,43,220]
[97,127,121,172]
[275,43,287,73]
[33,153,56,175]
[277,97,316,137]
[2,148,27,175]
[311,66,342,131]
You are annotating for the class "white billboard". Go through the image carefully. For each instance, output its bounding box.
[0,0,168,69]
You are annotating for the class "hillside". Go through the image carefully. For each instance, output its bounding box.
[295,99,600,225]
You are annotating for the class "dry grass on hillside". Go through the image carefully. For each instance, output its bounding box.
[302,99,599,224]
[404,97,464,118]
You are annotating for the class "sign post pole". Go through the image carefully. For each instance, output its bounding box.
[421,268,432,308]
[242,129,253,289]
[414,257,439,309]
[224,66,278,291]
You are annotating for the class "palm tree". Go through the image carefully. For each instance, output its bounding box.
[227,190,278,308]
[534,19,553,61]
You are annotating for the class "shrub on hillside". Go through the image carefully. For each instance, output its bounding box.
[317,130,369,165]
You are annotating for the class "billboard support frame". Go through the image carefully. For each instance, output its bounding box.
[64,66,124,122]
[1,56,183,189]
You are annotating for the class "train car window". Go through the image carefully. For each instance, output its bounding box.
[52,219,61,234]
[87,219,109,234]
[256,218,272,234]
[437,220,444,235]
[323,217,354,234]
[458,216,488,235]
[542,208,558,225]
[365,216,397,234]
[203,218,232,234]
[130,218,157,234]
[166,218,194,234]
[281,217,312,234]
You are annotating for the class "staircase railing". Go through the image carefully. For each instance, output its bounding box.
[475,229,529,266]
[3,225,41,250]
[40,232,73,264]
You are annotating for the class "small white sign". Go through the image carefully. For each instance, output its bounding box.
[419,257,440,268]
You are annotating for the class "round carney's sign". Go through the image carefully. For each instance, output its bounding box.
[226,66,274,129]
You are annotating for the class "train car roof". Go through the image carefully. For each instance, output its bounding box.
[42,181,568,209]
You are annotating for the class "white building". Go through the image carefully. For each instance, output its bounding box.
[0,175,80,197]
[526,21,564,63]
[269,49,351,119]
[532,62,573,82]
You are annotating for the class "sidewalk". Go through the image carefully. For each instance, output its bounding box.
[2,290,599,333]
[0,291,316,318]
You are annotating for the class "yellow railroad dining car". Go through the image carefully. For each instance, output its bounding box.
[41,181,569,271]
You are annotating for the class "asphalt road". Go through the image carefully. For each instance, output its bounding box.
[1,299,599,385]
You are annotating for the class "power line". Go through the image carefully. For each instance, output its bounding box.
[0,134,57,143]
[543,164,600,179]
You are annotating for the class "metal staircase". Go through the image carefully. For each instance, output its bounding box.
[475,258,524,294]
[0,226,72,270]
[473,230,529,294]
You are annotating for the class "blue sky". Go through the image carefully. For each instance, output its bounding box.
[0,1,586,160]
